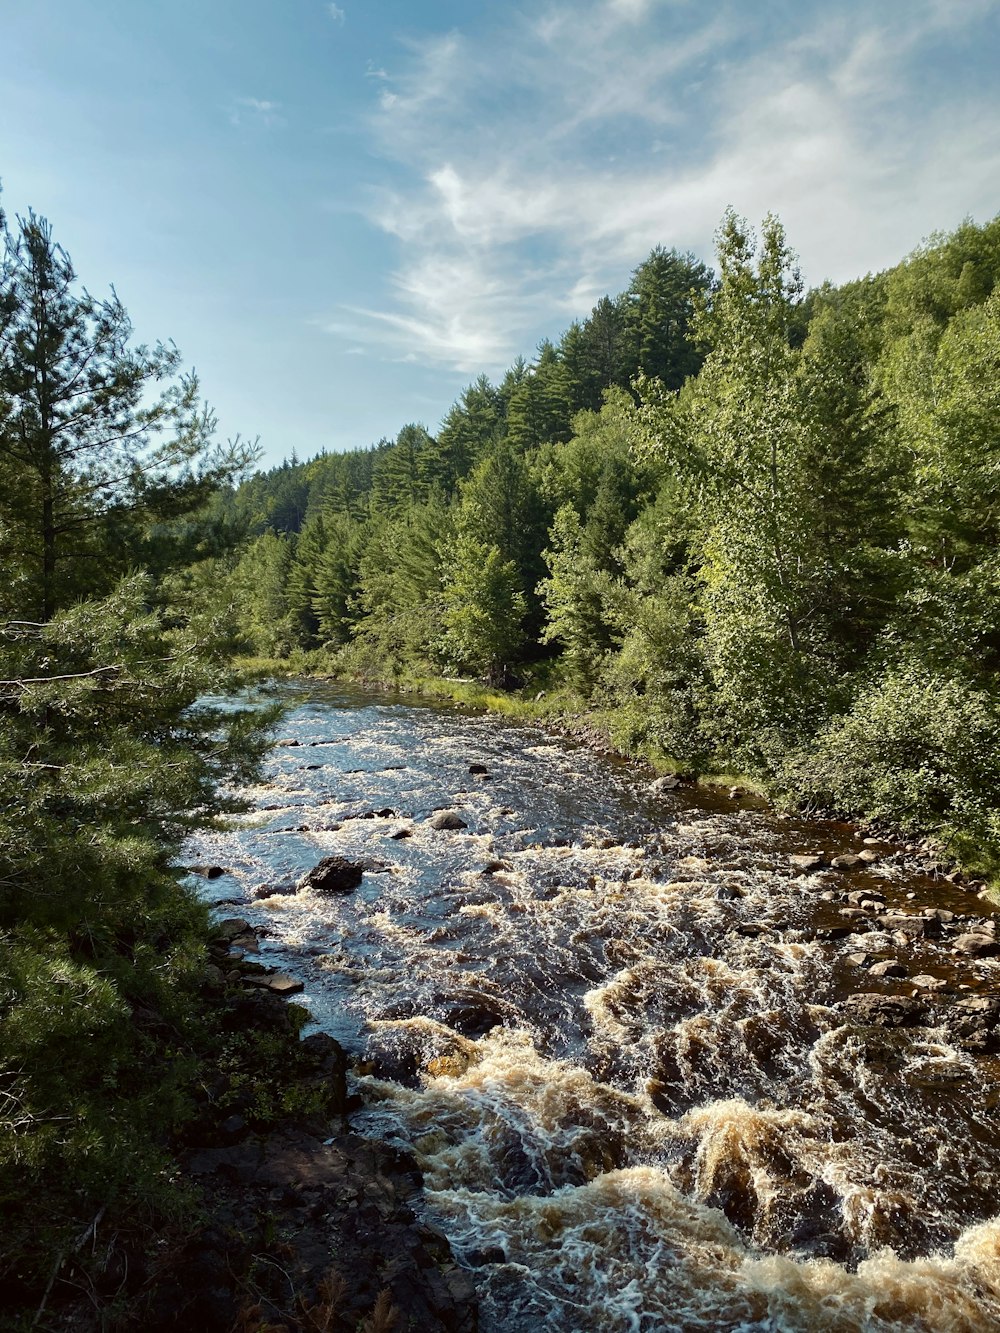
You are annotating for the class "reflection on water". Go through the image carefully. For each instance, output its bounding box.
[187,682,1000,1332]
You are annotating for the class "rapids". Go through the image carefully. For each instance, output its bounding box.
[187,683,1000,1331]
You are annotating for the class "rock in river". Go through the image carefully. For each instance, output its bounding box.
[297,855,365,895]
[428,809,468,831]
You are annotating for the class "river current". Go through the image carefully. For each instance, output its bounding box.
[187,682,1000,1332]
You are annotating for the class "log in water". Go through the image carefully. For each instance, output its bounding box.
[188,683,1000,1332]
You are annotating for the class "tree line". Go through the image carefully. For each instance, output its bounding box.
[209,210,1000,872]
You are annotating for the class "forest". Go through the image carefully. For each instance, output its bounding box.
[2,189,999,1325]
[210,210,1000,876]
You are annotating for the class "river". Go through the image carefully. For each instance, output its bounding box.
[187,682,1000,1332]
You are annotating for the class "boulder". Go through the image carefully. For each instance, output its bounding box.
[428,810,468,831]
[648,775,681,794]
[831,853,865,871]
[297,856,365,895]
[191,864,228,879]
[910,974,947,991]
[790,854,825,873]
[468,763,490,776]
[213,917,253,942]
[877,913,928,938]
[244,973,304,996]
[842,993,926,1027]
[952,933,999,957]
[869,960,907,978]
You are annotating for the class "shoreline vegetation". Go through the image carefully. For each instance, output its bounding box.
[2,190,1000,1328]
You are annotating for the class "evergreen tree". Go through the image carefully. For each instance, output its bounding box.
[439,534,526,682]
[0,211,253,618]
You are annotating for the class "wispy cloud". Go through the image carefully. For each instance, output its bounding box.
[328,4,345,23]
[229,96,283,128]
[328,0,1000,372]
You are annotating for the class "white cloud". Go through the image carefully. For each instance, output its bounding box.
[229,96,283,128]
[328,4,345,23]
[332,0,1000,372]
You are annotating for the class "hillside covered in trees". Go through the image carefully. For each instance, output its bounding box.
[206,210,1000,875]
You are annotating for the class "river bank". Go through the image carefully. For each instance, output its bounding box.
[236,657,1000,898]
[6,915,479,1333]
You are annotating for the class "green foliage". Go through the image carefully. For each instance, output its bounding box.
[0,201,276,1315]
[782,659,1000,850]
[0,210,256,620]
[439,534,526,682]
[213,207,1000,871]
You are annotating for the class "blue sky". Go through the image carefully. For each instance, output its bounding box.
[2,0,998,468]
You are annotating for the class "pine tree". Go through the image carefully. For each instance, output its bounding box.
[0,211,254,618]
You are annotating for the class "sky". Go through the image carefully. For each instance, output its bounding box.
[2,0,998,469]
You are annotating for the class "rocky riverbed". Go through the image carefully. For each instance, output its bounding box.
[183,682,1000,1332]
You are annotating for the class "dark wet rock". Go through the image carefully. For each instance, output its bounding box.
[466,1245,506,1267]
[877,913,929,938]
[790,854,825,872]
[429,809,468,831]
[252,881,296,899]
[389,824,414,839]
[952,932,999,957]
[940,996,1000,1051]
[212,918,253,942]
[300,1031,349,1118]
[229,930,260,954]
[190,864,227,879]
[842,993,926,1027]
[243,973,304,996]
[297,855,365,895]
[869,960,908,978]
[155,1129,477,1333]
[830,853,865,871]
[468,763,490,776]
[816,924,861,941]
[483,859,512,874]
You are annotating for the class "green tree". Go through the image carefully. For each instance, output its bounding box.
[0,211,253,618]
[439,534,526,682]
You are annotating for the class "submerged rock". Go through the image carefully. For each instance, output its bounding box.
[297,856,365,895]
[842,993,926,1027]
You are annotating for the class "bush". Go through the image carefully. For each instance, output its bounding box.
[781,658,1000,857]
